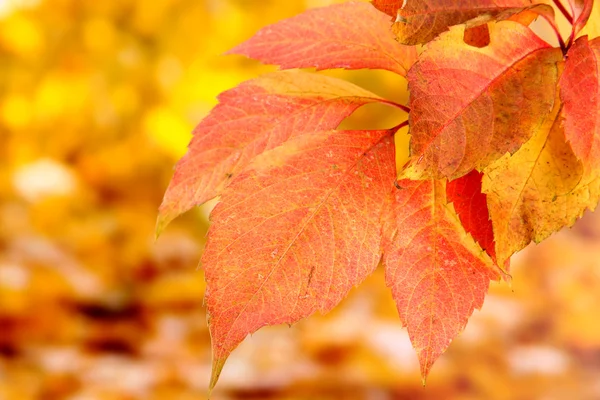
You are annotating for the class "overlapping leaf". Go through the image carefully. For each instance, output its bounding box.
[401,21,563,180]
[560,36,600,174]
[157,0,600,392]
[382,179,499,378]
[228,1,417,76]
[372,0,533,45]
[204,130,396,389]
[158,71,386,231]
[482,98,600,266]
[446,171,497,262]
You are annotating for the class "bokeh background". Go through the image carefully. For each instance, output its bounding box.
[1,0,600,399]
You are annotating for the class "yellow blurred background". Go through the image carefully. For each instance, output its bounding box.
[1,0,600,399]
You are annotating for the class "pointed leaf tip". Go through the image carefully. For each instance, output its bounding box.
[382,179,499,378]
[154,213,173,239]
[159,70,384,225]
[204,130,396,390]
[209,357,227,393]
[228,1,417,75]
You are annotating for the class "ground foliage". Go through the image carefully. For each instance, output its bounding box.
[159,0,600,391]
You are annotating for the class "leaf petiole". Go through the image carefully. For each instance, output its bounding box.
[380,99,411,113]
[540,12,567,54]
[391,119,409,133]
[553,0,574,24]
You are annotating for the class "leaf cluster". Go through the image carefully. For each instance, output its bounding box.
[158,0,600,392]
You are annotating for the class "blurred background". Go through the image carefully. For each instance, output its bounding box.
[1,0,600,399]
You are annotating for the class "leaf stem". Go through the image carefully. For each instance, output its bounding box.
[553,0,574,24]
[540,13,567,54]
[380,99,411,114]
[391,119,409,133]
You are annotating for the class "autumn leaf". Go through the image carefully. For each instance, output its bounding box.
[228,1,417,76]
[203,130,396,389]
[400,21,563,180]
[482,95,600,266]
[372,0,533,45]
[154,0,600,392]
[158,71,390,232]
[560,36,600,175]
[382,178,499,379]
[446,170,497,262]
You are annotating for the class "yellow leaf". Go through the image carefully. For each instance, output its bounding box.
[483,97,600,265]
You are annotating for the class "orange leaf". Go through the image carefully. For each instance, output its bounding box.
[157,71,387,232]
[382,178,499,379]
[372,0,532,45]
[560,36,600,174]
[228,1,418,76]
[401,21,563,180]
[204,130,396,389]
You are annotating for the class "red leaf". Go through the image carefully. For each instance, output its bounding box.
[372,0,532,45]
[401,21,563,180]
[382,179,499,379]
[560,36,600,174]
[446,170,496,262]
[228,1,417,76]
[158,71,386,232]
[204,130,396,388]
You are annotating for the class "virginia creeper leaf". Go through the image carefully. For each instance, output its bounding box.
[401,21,563,180]
[446,170,497,262]
[158,71,386,232]
[204,130,396,389]
[372,0,532,45]
[228,1,417,76]
[482,98,600,266]
[382,178,499,379]
[560,36,600,174]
